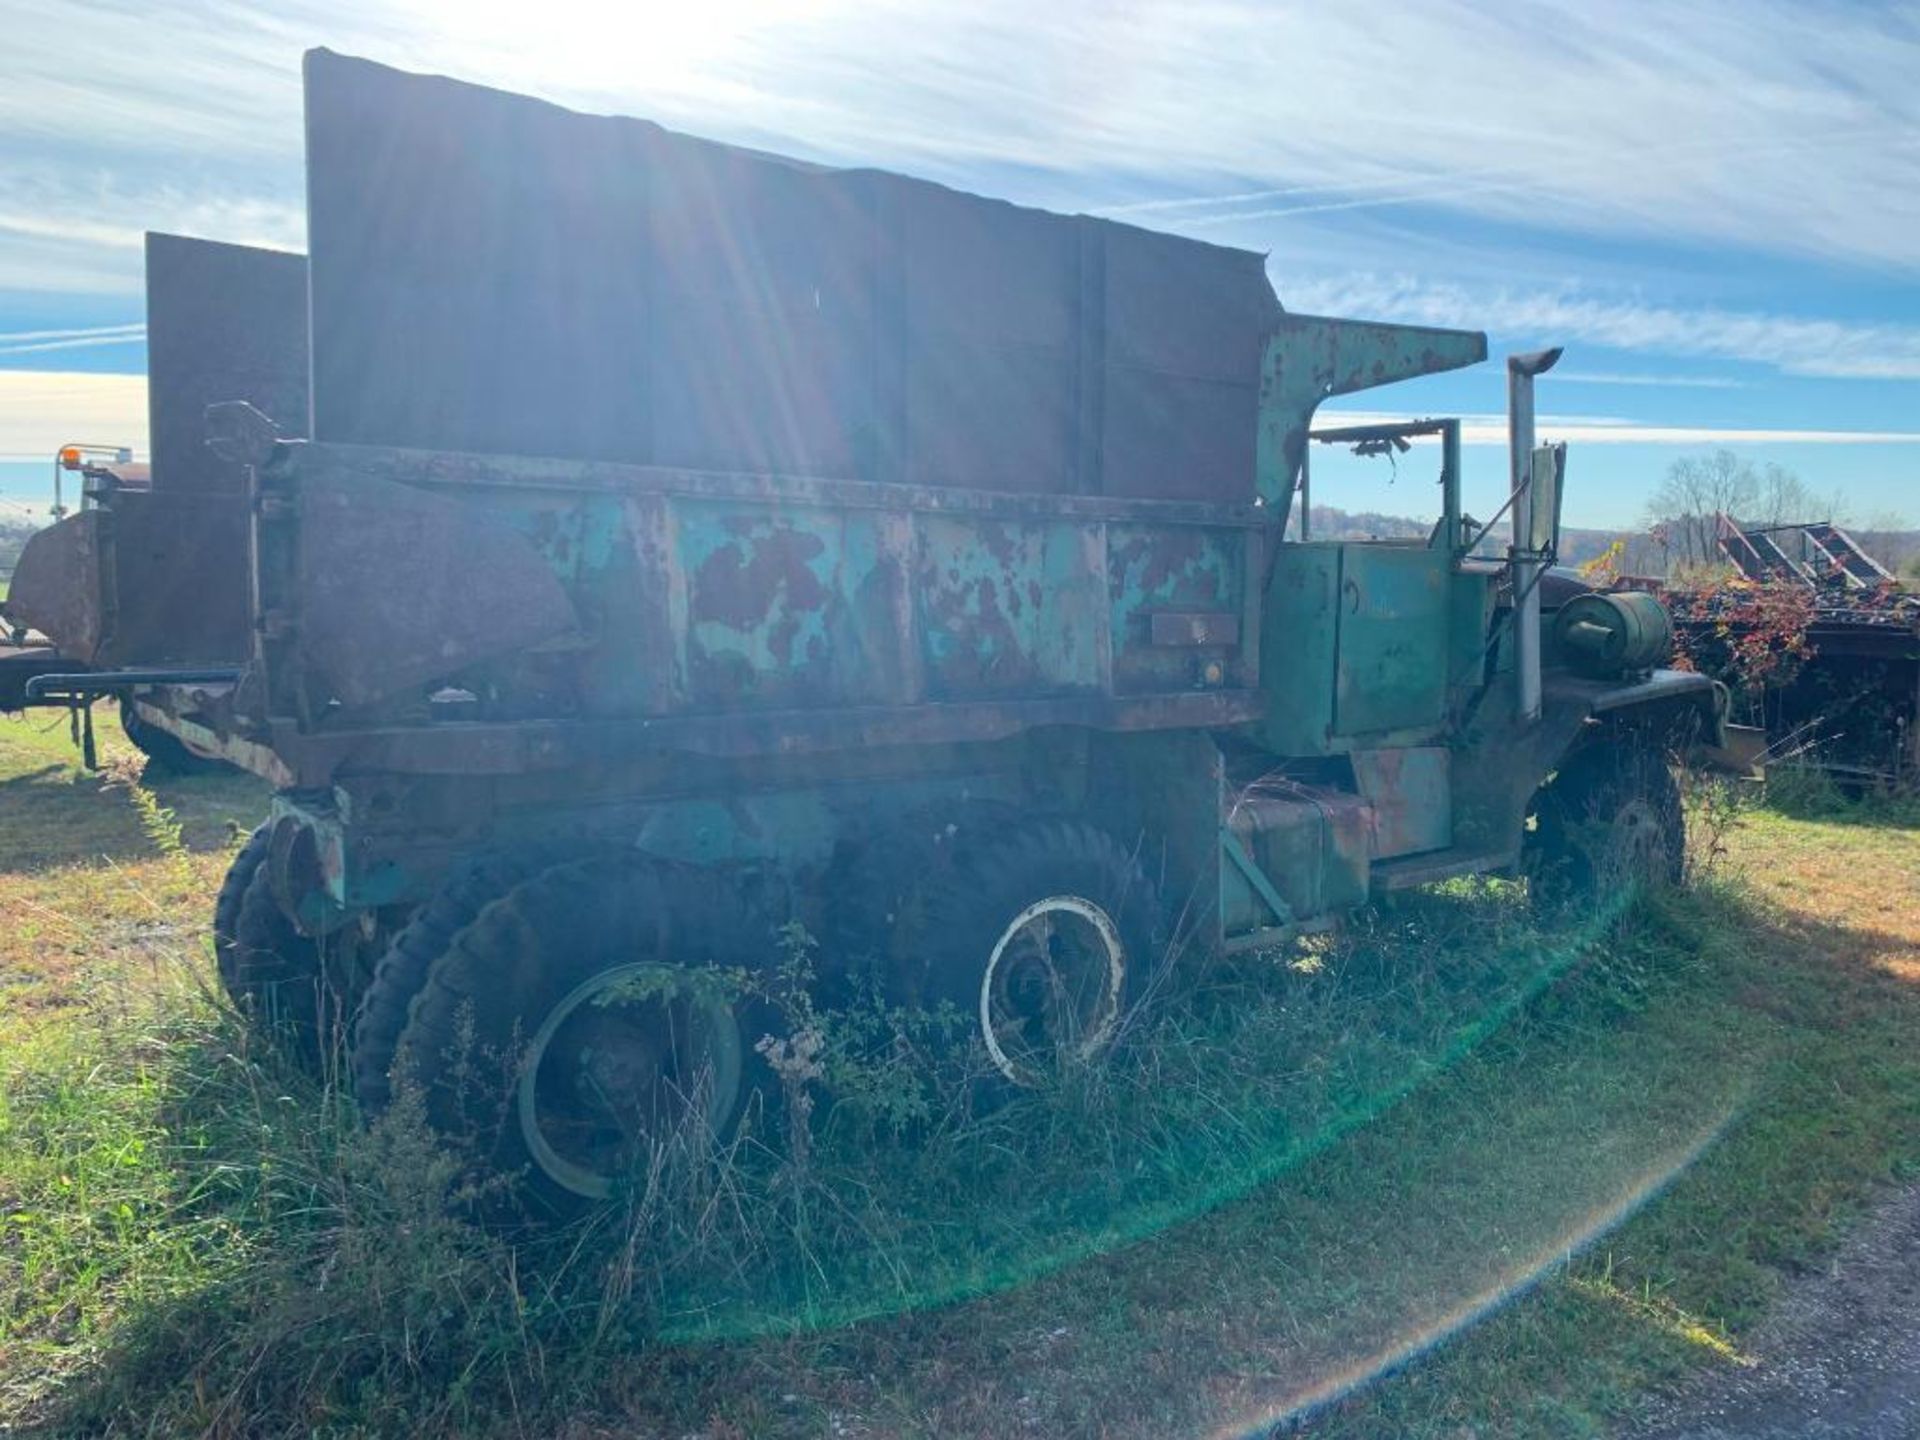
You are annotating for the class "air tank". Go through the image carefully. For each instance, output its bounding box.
[1552,591,1673,678]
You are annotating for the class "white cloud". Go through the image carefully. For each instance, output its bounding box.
[0,371,148,461]
[0,328,145,359]
[0,323,144,344]
[0,161,306,291]
[1282,274,1920,381]
[1,0,1918,298]
[1553,372,1746,390]
[1322,409,1920,447]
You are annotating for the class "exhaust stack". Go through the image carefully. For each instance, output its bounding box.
[1507,347,1563,724]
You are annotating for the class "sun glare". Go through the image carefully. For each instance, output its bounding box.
[405,0,847,114]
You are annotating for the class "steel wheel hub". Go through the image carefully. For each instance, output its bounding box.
[1604,797,1670,883]
[517,962,742,1200]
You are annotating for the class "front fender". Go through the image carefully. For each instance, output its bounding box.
[1548,667,1723,746]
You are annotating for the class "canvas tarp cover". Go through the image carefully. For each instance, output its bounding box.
[303,50,1281,503]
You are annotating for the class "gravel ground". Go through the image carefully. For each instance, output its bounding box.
[1628,1183,1920,1439]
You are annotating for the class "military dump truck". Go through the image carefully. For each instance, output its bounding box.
[2,51,1717,1213]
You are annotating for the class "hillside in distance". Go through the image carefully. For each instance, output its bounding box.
[1304,505,1919,578]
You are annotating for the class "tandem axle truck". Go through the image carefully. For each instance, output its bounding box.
[3,52,1715,1212]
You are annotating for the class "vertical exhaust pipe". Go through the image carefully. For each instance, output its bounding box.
[1508,347,1562,724]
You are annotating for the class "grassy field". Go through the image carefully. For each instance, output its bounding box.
[2,707,1918,1438]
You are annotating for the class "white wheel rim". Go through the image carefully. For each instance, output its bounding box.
[979,894,1127,1087]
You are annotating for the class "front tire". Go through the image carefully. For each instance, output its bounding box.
[1526,741,1684,907]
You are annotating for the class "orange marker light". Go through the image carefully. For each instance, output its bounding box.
[59,446,83,471]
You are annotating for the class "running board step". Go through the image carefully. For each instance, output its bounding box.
[1371,846,1517,892]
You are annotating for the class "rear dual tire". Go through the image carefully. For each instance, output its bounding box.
[856,817,1165,1090]
[120,698,228,776]
[376,853,760,1219]
[212,825,332,1062]
[217,813,1167,1219]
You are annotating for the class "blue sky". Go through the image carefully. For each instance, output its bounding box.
[3,0,1917,530]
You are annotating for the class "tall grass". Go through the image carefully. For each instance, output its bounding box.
[0,865,1667,1437]
[11,746,1912,1437]
[1762,760,1920,826]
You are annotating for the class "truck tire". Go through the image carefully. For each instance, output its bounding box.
[392,853,756,1217]
[824,799,1022,1001]
[916,820,1164,1089]
[1526,741,1685,907]
[119,697,228,776]
[228,862,331,1063]
[352,842,583,1117]
[213,825,272,994]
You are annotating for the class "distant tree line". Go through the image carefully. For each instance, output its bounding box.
[1635,450,1916,581]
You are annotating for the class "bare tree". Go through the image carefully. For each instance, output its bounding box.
[1752,463,1832,529]
[1638,452,1851,577]
[1640,450,1759,570]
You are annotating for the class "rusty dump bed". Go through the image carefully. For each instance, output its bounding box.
[238,433,1271,783]
[303,50,1280,505]
[222,53,1295,780]
[81,52,1490,786]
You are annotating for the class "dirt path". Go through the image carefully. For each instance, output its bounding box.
[1629,1182,1920,1439]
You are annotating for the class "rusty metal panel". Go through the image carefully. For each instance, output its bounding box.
[1254,316,1488,514]
[1350,745,1452,858]
[278,462,579,708]
[1259,543,1342,752]
[138,233,307,667]
[301,50,1281,504]
[671,499,913,710]
[1333,545,1449,740]
[145,232,308,493]
[3,497,254,667]
[898,181,1079,492]
[1226,784,1371,923]
[914,516,1107,700]
[1109,523,1247,694]
[97,493,254,665]
[1101,225,1273,502]
[256,433,1272,756]
[305,53,655,464]
[3,512,103,659]
[648,149,882,478]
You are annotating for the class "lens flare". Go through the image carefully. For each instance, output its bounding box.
[1207,1103,1743,1440]
[661,888,1664,1344]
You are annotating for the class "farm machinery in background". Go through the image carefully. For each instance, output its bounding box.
[0,235,307,769]
[48,442,148,516]
[0,444,145,724]
[1657,514,1919,789]
[0,51,1719,1216]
